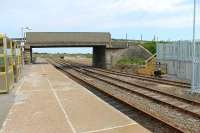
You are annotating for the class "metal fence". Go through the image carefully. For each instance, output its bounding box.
[157,41,200,90]
[157,41,194,61]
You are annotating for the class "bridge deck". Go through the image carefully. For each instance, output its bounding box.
[0,63,150,133]
[26,32,111,47]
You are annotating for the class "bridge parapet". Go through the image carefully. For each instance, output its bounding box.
[109,41,131,49]
[26,32,111,47]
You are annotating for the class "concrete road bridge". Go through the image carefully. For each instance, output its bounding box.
[25,32,150,68]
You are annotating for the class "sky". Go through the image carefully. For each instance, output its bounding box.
[0,0,199,53]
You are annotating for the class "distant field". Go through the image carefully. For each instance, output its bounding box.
[64,56,92,65]
[33,53,92,58]
[32,53,92,65]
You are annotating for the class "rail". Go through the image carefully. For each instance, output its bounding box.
[47,58,200,133]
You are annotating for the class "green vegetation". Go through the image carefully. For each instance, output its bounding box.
[140,41,156,54]
[117,57,145,65]
[138,41,170,54]
[112,39,170,55]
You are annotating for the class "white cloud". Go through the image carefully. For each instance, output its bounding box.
[110,0,191,13]
[52,0,193,29]
[54,0,193,29]
[0,0,195,38]
[110,15,192,29]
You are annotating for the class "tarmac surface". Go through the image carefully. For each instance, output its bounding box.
[0,91,15,129]
[0,64,151,133]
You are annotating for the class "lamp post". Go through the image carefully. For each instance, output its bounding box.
[192,0,197,90]
[21,27,32,42]
[21,27,32,66]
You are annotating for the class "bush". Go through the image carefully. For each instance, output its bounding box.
[140,41,157,54]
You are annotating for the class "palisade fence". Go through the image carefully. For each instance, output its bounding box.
[157,41,200,90]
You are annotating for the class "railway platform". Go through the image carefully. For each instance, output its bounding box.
[0,63,151,133]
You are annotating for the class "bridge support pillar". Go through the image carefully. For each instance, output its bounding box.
[93,46,106,68]
[30,47,33,63]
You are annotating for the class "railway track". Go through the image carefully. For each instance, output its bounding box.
[54,59,197,103]
[61,67,182,133]
[92,68,191,88]
[48,58,200,133]
[57,59,200,104]
[63,60,190,88]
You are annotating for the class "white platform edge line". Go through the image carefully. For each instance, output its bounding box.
[50,64,135,122]
[82,123,137,133]
[41,65,77,133]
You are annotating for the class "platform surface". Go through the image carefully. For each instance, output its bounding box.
[0,64,151,133]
